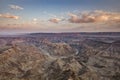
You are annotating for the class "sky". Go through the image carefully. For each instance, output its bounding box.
[0,0,120,34]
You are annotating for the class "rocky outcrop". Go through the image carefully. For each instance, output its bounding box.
[42,56,99,80]
[0,43,48,80]
[0,37,119,80]
[75,40,120,80]
[39,42,76,57]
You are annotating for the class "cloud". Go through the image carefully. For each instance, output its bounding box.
[49,18,62,23]
[33,18,37,21]
[32,18,38,24]
[68,10,120,23]
[0,13,20,19]
[9,5,23,10]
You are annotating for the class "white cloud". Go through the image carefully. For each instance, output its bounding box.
[32,18,38,24]
[9,5,23,10]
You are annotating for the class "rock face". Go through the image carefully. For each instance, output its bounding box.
[43,57,82,80]
[0,34,120,80]
[0,43,48,80]
[0,39,7,47]
[42,56,99,80]
[39,42,76,57]
[75,40,120,80]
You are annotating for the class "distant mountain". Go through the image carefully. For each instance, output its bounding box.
[28,32,120,35]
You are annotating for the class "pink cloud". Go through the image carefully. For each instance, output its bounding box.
[0,13,20,19]
[49,18,62,23]
[68,10,120,23]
